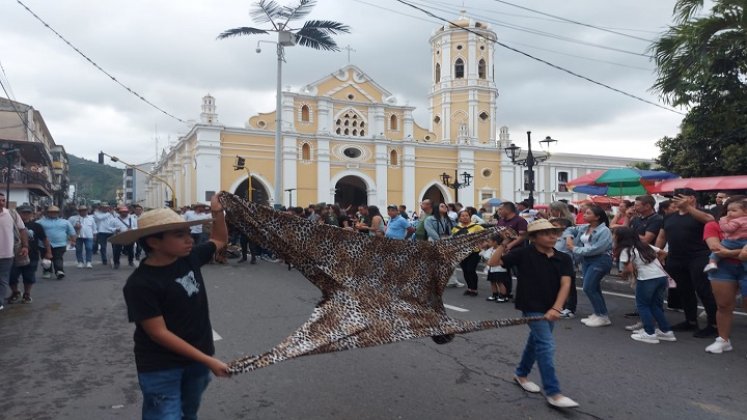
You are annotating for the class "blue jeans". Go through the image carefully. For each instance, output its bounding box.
[635,276,672,335]
[582,254,612,316]
[0,257,13,303]
[96,233,111,264]
[75,238,94,263]
[515,312,560,396]
[137,363,212,420]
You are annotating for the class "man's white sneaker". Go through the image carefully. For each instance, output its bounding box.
[705,337,733,354]
[625,321,644,331]
[585,315,612,327]
[655,329,677,342]
[580,314,598,325]
[631,331,660,344]
[559,309,575,319]
[76,262,84,268]
[85,262,93,269]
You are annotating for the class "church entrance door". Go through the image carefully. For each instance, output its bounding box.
[234,176,269,206]
[423,185,446,206]
[334,176,367,209]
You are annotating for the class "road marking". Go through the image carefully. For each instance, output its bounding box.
[444,304,469,312]
[212,330,222,341]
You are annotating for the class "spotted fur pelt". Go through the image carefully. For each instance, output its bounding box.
[218,192,543,374]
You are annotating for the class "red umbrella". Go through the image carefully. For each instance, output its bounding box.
[649,175,747,193]
[572,196,622,207]
[566,170,606,189]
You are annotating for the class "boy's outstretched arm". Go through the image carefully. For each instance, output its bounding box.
[140,316,230,377]
[209,193,228,250]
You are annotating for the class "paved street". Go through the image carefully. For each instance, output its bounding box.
[2,252,746,420]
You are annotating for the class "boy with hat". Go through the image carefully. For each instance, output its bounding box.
[492,219,579,409]
[117,193,230,419]
[37,205,76,279]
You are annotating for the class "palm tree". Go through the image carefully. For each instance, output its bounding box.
[650,0,747,107]
[218,0,350,206]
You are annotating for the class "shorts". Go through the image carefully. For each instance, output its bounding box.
[708,261,747,297]
[487,271,510,284]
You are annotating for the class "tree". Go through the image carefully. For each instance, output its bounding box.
[217,0,350,51]
[651,0,747,176]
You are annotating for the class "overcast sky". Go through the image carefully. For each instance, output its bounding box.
[0,0,690,166]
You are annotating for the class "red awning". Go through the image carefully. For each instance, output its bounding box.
[649,175,747,193]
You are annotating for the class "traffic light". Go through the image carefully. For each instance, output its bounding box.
[98,152,104,164]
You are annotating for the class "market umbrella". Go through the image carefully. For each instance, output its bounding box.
[568,168,678,196]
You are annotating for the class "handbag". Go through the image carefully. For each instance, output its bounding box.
[10,209,30,267]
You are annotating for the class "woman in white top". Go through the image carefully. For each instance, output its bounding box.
[616,227,676,344]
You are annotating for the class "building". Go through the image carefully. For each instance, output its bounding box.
[0,97,69,208]
[123,162,154,206]
[145,13,651,211]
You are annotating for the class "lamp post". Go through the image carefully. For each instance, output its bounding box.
[99,151,177,209]
[440,170,473,203]
[233,156,253,201]
[257,34,297,209]
[504,131,558,209]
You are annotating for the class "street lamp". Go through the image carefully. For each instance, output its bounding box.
[440,170,473,203]
[257,33,297,209]
[504,131,558,209]
[234,155,253,202]
[99,151,177,209]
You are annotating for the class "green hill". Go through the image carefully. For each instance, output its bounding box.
[68,154,122,203]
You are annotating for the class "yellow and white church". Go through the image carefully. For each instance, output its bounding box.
[143,15,642,210]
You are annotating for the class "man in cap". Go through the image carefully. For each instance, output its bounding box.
[7,205,51,304]
[0,193,28,310]
[68,205,97,269]
[108,205,138,269]
[491,219,579,409]
[37,205,76,279]
[118,193,229,419]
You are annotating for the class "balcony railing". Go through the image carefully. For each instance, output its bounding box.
[0,168,53,194]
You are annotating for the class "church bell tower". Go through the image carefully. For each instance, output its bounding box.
[428,12,499,145]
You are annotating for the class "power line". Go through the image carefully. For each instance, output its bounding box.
[15,0,188,124]
[0,60,16,101]
[0,78,51,148]
[407,0,652,58]
[491,0,654,42]
[392,0,685,116]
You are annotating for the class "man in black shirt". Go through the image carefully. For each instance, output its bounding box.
[495,219,578,409]
[655,189,718,338]
[120,194,230,419]
[630,195,663,245]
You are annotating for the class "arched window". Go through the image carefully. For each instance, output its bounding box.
[390,150,398,166]
[478,59,486,79]
[335,109,367,137]
[435,63,441,83]
[301,105,310,122]
[301,143,311,160]
[454,58,464,79]
[390,114,398,130]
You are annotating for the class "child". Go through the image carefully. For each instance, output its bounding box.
[615,227,677,344]
[493,219,579,409]
[480,233,510,302]
[704,199,747,272]
[116,194,230,419]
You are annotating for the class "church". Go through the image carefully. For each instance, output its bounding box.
[143,14,644,211]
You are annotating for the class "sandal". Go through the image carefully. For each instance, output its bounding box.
[7,291,21,304]
[22,294,32,304]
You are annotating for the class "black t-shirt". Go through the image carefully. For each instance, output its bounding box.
[123,241,217,372]
[25,220,47,261]
[501,245,573,313]
[662,212,709,258]
[629,213,663,239]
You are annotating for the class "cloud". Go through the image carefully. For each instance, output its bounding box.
[1,0,684,165]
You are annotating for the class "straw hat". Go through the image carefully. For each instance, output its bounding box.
[109,208,212,245]
[77,205,88,211]
[527,219,564,233]
[46,205,60,213]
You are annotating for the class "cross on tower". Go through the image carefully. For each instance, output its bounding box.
[343,44,356,64]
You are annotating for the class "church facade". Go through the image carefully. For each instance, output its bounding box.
[145,15,509,211]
